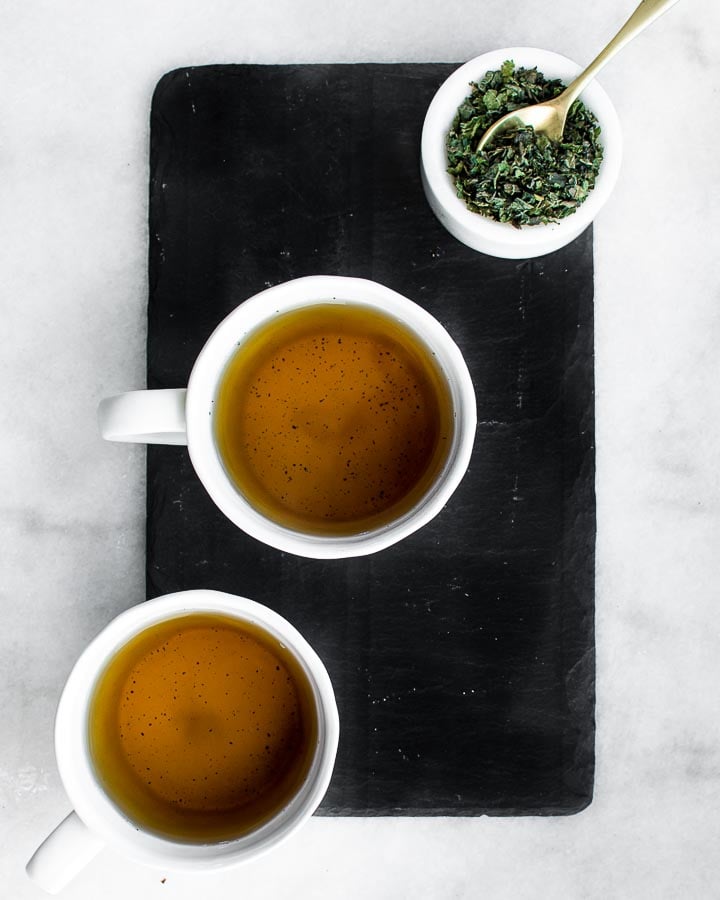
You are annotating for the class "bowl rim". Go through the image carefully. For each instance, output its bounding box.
[421,46,623,249]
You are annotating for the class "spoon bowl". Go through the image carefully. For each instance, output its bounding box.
[476,97,568,152]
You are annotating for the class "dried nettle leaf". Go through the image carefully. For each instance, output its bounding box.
[446,60,604,229]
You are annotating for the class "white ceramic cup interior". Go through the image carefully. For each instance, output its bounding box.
[26,590,339,894]
[98,275,477,558]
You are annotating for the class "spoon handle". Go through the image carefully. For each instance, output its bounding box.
[561,0,681,107]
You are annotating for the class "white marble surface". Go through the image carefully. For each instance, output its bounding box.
[2,1,719,897]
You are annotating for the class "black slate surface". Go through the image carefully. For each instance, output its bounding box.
[146,64,596,816]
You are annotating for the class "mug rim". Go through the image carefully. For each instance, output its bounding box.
[54,590,339,872]
[185,275,477,558]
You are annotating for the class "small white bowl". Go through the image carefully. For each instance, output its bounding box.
[421,47,622,259]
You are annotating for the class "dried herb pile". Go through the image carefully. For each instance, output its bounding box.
[446,60,603,228]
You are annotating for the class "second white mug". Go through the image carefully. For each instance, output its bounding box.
[26,589,339,894]
[98,275,477,558]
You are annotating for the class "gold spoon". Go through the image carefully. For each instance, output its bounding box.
[476,0,681,152]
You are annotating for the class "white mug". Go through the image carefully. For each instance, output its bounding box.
[98,275,477,559]
[26,590,339,895]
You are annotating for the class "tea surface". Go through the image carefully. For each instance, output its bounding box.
[215,303,453,535]
[89,613,317,842]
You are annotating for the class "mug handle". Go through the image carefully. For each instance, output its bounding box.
[26,811,105,894]
[98,389,188,445]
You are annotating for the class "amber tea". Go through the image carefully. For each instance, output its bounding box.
[88,613,318,842]
[214,303,454,535]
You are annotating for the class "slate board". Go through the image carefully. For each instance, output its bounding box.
[146,64,595,816]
